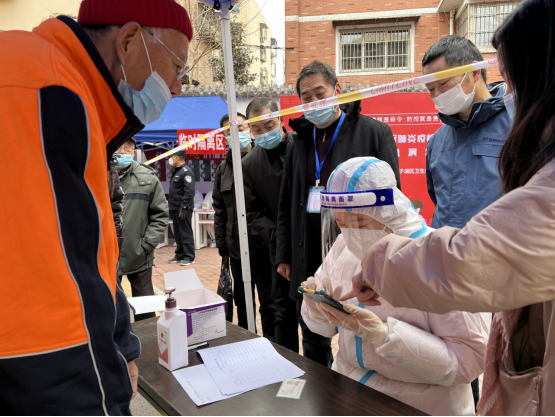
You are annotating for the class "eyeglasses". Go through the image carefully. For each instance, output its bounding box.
[145,29,190,81]
[116,146,136,153]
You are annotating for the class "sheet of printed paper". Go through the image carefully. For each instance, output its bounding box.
[172,365,241,406]
[198,337,305,395]
[276,379,307,399]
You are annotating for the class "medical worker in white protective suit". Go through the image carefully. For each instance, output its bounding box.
[300,157,491,416]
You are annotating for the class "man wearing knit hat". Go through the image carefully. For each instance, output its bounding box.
[0,0,192,414]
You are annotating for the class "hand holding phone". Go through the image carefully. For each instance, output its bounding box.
[298,286,350,315]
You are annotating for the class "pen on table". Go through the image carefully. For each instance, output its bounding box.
[188,342,209,351]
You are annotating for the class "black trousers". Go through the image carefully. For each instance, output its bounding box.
[471,376,480,411]
[271,266,299,353]
[121,267,156,321]
[270,267,332,366]
[170,209,194,261]
[230,256,276,342]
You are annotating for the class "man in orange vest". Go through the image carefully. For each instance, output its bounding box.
[0,0,192,414]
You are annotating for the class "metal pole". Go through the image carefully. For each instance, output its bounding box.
[218,2,256,333]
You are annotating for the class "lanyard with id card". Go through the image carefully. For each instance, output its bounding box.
[307,112,346,213]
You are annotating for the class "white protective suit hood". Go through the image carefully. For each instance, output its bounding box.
[302,157,490,416]
[327,157,427,238]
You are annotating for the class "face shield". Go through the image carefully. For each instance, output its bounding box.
[321,188,395,276]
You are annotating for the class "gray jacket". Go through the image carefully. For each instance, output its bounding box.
[118,161,169,275]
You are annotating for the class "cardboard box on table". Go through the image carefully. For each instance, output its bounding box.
[127,269,226,344]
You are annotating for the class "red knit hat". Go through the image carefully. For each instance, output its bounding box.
[78,0,194,41]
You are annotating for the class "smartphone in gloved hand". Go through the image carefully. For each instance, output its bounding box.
[298,287,350,314]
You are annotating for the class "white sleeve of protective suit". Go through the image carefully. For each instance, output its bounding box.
[375,311,490,386]
[300,246,342,338]
[300,301,337,338]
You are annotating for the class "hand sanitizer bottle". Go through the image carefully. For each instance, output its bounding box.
[157,287,188,371]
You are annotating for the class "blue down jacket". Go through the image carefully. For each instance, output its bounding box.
[426,82,512,228]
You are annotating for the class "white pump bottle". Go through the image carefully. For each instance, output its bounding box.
[157,287,188,371]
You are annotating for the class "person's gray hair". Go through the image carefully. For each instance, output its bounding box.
[245,98,279,119]
[296,60,338,97]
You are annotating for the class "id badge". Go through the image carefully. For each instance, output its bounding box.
[307,186,325,213]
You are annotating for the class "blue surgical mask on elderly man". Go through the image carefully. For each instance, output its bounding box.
[253,127,283,150]
[118,33,172,125]
[304,106,337,127]
[115,154,134,169]
[304,85,339,127]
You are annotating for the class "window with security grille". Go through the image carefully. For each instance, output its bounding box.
[458,2,520,50]
[339,26,411,73]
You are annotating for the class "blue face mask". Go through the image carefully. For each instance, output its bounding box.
[253,127,283,150]
[229,131,252,152]
[118,33,172,125]
[304,106,337,127]
[504,92,516,120]
[115,154,134,169]
[304,85,339,127]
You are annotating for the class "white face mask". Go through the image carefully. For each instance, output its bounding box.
[341,227,389,261]
[432,73,476,116]
[168,157,174,167]
[118,32,172,125]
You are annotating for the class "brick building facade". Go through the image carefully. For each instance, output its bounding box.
[285,0,522,87]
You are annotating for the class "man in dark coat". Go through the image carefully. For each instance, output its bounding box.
[275,60,400,367]
[242,98,298,352]
[213,113,276,339]
[168,149,196,266]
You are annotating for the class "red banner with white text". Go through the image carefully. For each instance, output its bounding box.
[178,129,226,155]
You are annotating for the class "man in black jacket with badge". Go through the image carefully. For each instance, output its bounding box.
[276,61,400,367]
[168,149,196,266]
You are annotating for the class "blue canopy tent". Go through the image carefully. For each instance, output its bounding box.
[134,96,229,151]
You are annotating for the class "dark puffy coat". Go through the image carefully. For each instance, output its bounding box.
[276,100,400,300]
[212,149,268,260]
[242,129,294,265]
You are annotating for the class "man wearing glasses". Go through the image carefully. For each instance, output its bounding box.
[0,0,192,413]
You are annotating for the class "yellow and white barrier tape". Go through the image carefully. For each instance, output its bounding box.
[144,58,497,165]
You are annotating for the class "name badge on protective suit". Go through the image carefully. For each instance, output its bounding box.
[307,186,325,213]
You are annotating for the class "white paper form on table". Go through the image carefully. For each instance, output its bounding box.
[198,337,305,395]
[172,365,242,406]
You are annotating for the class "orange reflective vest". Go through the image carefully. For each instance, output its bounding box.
[0,16,144,414]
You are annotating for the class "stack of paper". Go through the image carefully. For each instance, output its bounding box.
[172,338,305,406]
[172,365,240,406]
